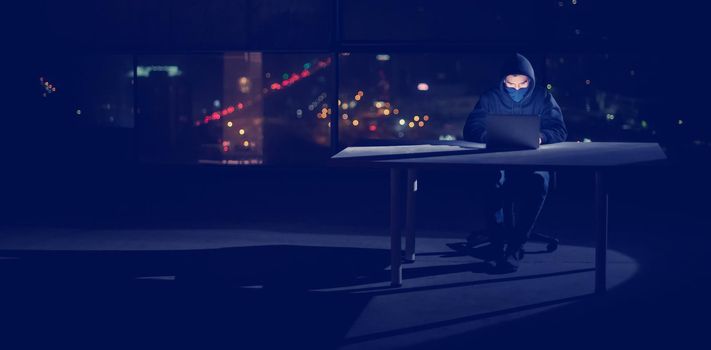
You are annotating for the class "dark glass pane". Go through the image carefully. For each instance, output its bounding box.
[136,52,333,165]
[545,53,657,143]
[37,54,135,128]
[338,53,676,149]
[337,53,544,145]
[20,54,135,164]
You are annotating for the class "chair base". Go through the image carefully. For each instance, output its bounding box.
[529,232,559,252]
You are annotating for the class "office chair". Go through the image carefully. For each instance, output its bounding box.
[468,171,559,252]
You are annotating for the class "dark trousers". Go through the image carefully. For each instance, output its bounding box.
[481,170,549,247]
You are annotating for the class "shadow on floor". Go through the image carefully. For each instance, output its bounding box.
[0,245,391,348]
[0,244,606,349]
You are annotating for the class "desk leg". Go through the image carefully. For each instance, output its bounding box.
[404,168,417,262]
[595,170,608,295]
[390,168,405,287]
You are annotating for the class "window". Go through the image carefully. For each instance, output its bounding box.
[136,53,333,165]
[38,54,134,128]
[337,53,544,146]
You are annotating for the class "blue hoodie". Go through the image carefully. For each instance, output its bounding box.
[462,53,567,144]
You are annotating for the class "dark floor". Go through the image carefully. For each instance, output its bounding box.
[1,162,709,349]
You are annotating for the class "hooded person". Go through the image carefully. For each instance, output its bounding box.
[462,53,568,272]
[463,53,567,145]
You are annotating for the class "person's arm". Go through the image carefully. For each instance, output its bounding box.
[539,92,567,144]
[463,95,489,142]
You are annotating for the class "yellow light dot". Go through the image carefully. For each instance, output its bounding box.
[383,109,390,116]
[423,115,429,121]
[413,115,420,121]
[352,119,359,126]
[243,141,250,147]
[399,119,406,125]
[355,95,361,101]
[227,121,233,127]
[418,121,424,127]
[374,101,384,108]
[239,129,245,135]
[408,122,415,128]
[341,102,349,110]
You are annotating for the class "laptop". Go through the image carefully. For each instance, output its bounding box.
[486,114,541,150]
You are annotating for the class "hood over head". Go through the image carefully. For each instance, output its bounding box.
[498,53,536,102]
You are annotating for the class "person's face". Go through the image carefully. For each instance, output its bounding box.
[504,74,529,90]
